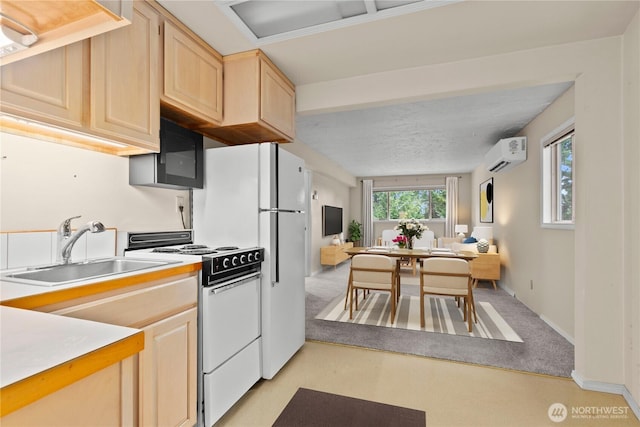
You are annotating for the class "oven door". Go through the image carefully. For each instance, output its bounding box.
[201,272,261,373]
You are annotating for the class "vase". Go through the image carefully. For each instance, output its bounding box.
[407,237,413,250]
[477,238,490,253]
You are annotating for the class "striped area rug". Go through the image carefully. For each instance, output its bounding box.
[316,292,523,342]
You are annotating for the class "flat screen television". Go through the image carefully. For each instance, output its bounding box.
[322,205,343,236]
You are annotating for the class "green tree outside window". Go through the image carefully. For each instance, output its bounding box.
[373,188,447,221]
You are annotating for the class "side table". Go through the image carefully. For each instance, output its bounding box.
[470,252,500,290]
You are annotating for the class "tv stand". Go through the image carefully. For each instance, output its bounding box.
[320,242,353,268]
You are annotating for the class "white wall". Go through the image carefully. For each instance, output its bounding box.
[0,132,189,235]
[622,9,640,410]
[472,86,575,340]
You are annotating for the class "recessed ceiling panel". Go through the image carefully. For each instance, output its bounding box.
[220,0,457,43]
[231,1,367,38]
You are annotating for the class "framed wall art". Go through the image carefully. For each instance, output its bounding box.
[480,178,494,223]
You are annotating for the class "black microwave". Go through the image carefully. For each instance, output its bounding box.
[129,118,204,189]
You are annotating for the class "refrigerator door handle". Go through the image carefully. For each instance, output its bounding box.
[271,210,279,285]
[258,207,280,285]
[259,208,305,287]
[259,208,305,214]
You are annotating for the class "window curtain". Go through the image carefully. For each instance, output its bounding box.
[362,179,373,246]
[445,176,459,237]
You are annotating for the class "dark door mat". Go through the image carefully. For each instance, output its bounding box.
[273,388,426,427]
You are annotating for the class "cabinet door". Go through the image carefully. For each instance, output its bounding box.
[0,42,84,128]
[260,58,296,140]
[140,307,197,427]
[90,1,160,151]
[162,20,223,124]
[471,254,501,280]
[0,357,136,426]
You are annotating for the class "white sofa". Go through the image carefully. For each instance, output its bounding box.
[437,237,497,254]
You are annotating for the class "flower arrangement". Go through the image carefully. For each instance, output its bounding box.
[392,235,408,248]
[394,219,429,249]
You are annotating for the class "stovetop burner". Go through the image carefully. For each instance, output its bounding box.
[182,244,209,250]
[152,245,218,255]
[152,247,181,253]
[181,248,218,255]
[215,246,239,251]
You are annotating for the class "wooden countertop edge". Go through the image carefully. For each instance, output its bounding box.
[0,330,145,417]
[1,262,202,310]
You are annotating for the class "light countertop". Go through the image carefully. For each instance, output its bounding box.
[0,306,141,389]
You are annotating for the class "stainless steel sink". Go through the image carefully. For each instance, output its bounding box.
[1,258,179,287]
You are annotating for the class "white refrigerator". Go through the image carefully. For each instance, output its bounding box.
[193,143,306,379]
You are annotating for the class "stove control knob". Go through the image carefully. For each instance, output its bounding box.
[254,251,261,261]
[232,256,239,267]
[223,257,230,269]
[240,254,247,264]
[248,252,254,262]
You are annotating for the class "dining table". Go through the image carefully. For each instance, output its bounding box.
[343,246,478,297]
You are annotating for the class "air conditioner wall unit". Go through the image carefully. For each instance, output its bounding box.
[485,137,527,173]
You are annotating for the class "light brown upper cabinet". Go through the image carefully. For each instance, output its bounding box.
[0,41,86,131]
[90,0,160,153]
[0,0,132,66]
[160,18,223,127]
[0,2,160,155]
[202,50,296,145]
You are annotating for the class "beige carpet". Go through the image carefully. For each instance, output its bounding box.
[316,292,523,342]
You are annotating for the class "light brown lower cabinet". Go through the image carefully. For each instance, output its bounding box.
[140,307,197,427]
[1,356,137,426]
[25,272,199,426]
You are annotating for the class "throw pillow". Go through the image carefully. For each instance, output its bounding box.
[463,237,477,243]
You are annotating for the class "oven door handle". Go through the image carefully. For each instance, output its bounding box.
[209,272,261,294]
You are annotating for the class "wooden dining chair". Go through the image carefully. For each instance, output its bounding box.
[419,257,477,332]
[348,254,398,323]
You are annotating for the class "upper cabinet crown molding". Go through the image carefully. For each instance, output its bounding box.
[0,0,133,66]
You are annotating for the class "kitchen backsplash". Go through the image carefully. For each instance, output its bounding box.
[0,229,117,270]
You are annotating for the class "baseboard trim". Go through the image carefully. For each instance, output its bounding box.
[498,283,515,296]
[571,371,640,421]
[540,314,575,345]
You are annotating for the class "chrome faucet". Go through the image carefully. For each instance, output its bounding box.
[56,216,106,264]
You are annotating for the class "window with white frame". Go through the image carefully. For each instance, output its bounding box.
[542,120,575,227]
[373,188,446,221]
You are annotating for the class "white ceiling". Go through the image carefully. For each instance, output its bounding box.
[158,0,638,177]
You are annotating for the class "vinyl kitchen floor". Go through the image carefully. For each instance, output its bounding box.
[216,341,639,427]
